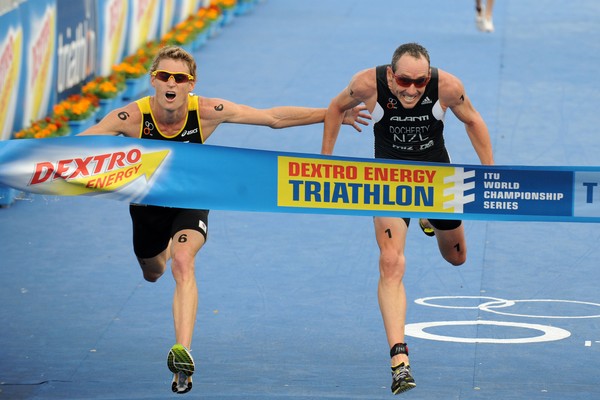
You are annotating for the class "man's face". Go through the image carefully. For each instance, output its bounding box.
[151,59,195,111]
[387,54,430,109]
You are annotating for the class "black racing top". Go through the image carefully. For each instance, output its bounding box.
[135,95,204,143]
[373,65,449,162]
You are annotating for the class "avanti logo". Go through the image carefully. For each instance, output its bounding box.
[390,115,429,122]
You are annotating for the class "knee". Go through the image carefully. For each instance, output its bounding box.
[379,250,406,282]
[143,270,163,283]
[137,257,166,282]
[170,251,196,281]
[444,251,466,266]
[452,255,467,266]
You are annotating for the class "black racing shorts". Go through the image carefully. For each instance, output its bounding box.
[402,218,462,230]
[385,150,461,231]
[129,204,209,258]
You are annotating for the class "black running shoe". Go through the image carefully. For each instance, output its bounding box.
[391,363,416,394]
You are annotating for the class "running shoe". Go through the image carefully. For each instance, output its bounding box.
[476,12,494,32]
[475,12,485,31]
[391,363,416,394]
[167,344,195,376]
[418,219,435,237]
[172,372,193,394]
[482,18,494,32]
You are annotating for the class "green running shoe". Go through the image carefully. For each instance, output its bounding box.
[167,344,195,376]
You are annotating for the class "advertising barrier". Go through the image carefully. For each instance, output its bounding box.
[0,6,23,141]
[17,0,57,136]
[96,0,128,76]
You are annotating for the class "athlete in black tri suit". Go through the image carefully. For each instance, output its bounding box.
[321,42,494,394]
[81,45,369,394]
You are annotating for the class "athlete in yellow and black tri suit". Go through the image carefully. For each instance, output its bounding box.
[130,95,209,267]
[80,45,370,395]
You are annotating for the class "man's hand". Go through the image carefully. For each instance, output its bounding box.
[342,105,371,132]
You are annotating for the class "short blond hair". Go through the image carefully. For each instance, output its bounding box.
[149,46,197,78]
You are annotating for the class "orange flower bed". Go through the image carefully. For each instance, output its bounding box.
[53,94,99,121]
[14,115,70,139]
[82,74,125,99]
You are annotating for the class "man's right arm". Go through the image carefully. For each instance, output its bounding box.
[322,69,374,155]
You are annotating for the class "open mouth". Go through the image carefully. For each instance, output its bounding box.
[165,91,176,100]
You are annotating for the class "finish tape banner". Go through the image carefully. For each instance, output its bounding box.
[1,136,600,222]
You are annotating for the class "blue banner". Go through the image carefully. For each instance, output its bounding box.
[1,136,599,223]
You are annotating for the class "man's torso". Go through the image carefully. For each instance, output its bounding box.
[372,65,449,162]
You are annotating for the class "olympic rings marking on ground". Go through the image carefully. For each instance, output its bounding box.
[409,296,600,344]
[414,296,600,319]
[405,320,572,344]
[479,299,600,319]
[415,296,515,310]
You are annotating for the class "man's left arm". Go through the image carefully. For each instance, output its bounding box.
[442,74,495,165]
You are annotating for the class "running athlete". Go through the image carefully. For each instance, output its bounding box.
[81,45,369,394]
[475,0,496,32]
[321,42,494,394]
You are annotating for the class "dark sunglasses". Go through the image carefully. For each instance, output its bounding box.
[152,70,195,83]
[393,74,430,88]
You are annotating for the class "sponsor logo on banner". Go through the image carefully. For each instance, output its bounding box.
[0,28,22,140]
[27,147,170,196]
[127,0,160,54]
[277,156,475,213]
[160,0,176,36]
[108,0,127,61]
[56,0,97,97]
[23,5,56,127]
[98,0,127,76]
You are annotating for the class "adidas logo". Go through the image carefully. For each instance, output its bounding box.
[421,97,432,105]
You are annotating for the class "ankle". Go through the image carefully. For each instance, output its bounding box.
[390,342,410,367]
[391,355,409,368]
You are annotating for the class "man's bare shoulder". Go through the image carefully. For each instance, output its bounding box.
[108,101,143,130]
[81,101,142,136]
[437,68,465,107]
[437,69,463,94]
[197,95,236,121]
[348,67,377,100]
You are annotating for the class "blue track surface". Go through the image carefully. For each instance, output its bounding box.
[2,1,600,399]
